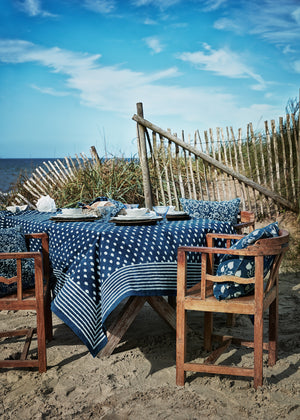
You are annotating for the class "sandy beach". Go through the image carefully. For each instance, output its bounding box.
[0,213,299,419]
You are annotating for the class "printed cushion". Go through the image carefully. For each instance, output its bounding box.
[213,222,279,300]
[0,226,35,297]
[180,198,240,225]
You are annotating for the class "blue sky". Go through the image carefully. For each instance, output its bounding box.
[0,0,299,158]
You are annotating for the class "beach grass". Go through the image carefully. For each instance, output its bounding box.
[0,156,145,210]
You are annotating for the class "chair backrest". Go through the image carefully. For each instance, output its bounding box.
[203,229,289,301]
[0,232,49,302]
[0,232,51,373]
[248,229,289,293]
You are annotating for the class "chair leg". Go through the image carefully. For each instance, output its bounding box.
[268,298,278,366]
[176,302,187,386]
[44,292,53,342]
[36,302,47,373]
[253,312,263,389]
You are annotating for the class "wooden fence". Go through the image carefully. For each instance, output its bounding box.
[133,103,299,218]
[8,147,100,208]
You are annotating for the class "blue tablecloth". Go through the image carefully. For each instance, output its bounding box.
[0,210,234,356]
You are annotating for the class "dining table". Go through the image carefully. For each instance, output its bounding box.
[0,209,235,357]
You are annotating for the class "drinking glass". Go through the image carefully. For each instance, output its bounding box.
[100,206,115,222]
[124,204,139,209]
[153,206,169,224]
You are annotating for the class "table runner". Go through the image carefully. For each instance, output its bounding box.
[0,210,234,356]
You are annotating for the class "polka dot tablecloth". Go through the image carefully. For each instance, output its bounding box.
[0,210,234,356]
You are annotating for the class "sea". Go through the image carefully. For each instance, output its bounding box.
[0,158,61,194]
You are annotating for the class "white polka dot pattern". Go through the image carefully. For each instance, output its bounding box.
[0,210,234,356]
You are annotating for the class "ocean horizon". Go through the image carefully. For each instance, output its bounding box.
[0,158,63,193]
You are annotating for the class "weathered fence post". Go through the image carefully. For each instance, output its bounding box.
[136,103,153,209]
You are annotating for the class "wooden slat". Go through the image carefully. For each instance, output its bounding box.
[196,130,210,200]
[279,117,289,199]
[286,114,296,200]
[271,119,281,195]
[160,135,172,204]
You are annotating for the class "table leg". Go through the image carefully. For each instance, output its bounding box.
[98,296,178,357]
[98,296,147,357]
[147,296,177,330]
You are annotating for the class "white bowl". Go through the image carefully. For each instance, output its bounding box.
[61,208,83,216]
[125,208,148,217]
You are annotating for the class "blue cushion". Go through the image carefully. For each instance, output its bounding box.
[180,198,240,225]
[213,222,279,300]
[0,226,35,297]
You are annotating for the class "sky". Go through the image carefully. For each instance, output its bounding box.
[0,0,299,158]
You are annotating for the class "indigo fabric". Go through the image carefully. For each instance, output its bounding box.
[180,198,240,225]
[1,209,235,356]
[213,222,279,300]
[0,225,34,297]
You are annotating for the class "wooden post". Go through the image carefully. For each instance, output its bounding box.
[90,146,101,166]
[136,103,153,209]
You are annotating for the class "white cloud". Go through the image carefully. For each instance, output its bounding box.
[213,17,241,33]
[31,84,70,97]
[144,18,158,25]
[16,0,56,17]
[202,0,228,12]
[83,0,116,14]
[282,45,296,54]
[213,0,300,49]
[0,39,178,112]
[292,7,300,24]
[144,37,164,53]
[0,39,282,135]
[177,44,266,89]
[293,60,300,73]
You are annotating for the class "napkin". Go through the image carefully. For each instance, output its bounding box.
[6,205,28,213]
[36,195,57,212]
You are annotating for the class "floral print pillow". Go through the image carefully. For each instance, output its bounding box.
[213,222,279,300]
[180,198,240,225]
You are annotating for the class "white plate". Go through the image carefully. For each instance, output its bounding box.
[51,213,97,220]
[167,211,187,216]
[61,208,83,216]
[113,214,155,221]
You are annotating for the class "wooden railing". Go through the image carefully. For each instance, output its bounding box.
[133,103,299,218]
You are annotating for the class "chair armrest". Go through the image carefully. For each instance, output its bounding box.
[177,245,276,257]
[0,251,41,260]
[206,233,244,241]
[25,233,48,239]
[205,232,244,249]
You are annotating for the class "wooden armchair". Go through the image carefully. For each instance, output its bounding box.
[0,232,53,372]
[176,229,289,388]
